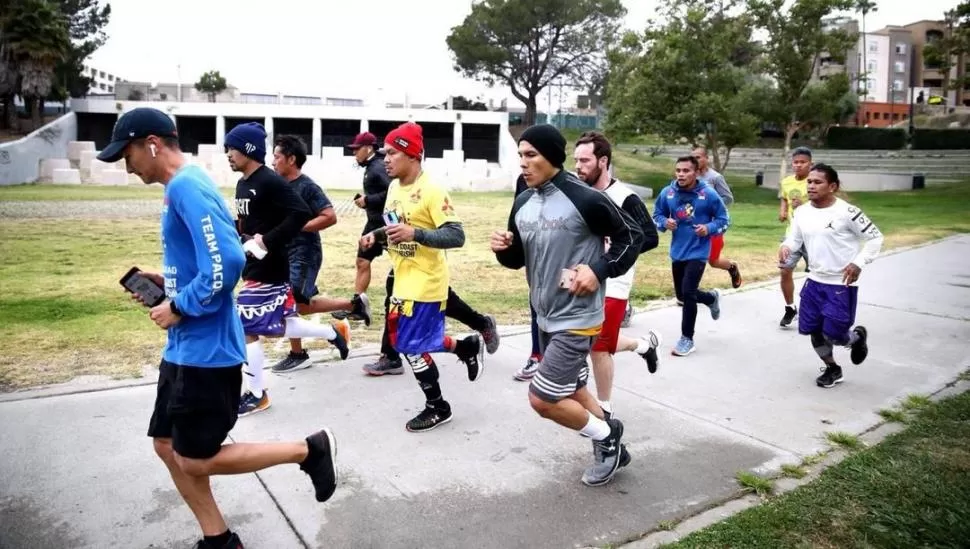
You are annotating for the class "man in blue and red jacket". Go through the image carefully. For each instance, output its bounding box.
[654,155,730,358]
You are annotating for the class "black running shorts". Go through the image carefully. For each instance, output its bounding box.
[357,218,385,261]
[147,360,242,460]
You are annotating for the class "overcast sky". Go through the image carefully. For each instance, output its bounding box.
[88,0,958,107]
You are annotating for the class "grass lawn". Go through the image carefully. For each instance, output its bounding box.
[660,388,970,548]
[1,158,968,390]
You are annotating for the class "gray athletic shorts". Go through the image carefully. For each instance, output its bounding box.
[780,236,809,271]
[530,330,593,403]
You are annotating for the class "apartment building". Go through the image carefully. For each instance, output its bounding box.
[902,19,968,107]
[81,63,120,96]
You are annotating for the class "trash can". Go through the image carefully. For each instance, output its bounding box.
[912,173,925,190]
[755,170,764,187]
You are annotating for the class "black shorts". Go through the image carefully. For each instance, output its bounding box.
[357,218,385,261]
[147,360,242,460]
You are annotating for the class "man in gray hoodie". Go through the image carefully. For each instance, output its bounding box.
[491,124,643,487]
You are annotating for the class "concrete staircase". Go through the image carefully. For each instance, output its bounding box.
[622,145,970,179]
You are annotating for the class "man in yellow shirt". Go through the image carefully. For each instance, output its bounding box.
[359,122,484,433]
[778,146,813,328]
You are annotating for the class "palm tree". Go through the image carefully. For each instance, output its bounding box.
[4,0,71,129]
[856,0,878,99]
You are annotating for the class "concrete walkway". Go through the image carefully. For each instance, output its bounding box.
[2,236,968,549]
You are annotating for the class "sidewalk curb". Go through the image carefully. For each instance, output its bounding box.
[613,373,970,549]
[1,234,965,404]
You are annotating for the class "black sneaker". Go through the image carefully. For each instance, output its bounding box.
[406,402,453,432]
[330,310,350,320]
[456,334,485,382]
[728,263,743,289]
[638,330,662,374]
[480,314,500,354]
[780,305,797,328]
[271,350,312,373]
[362,356,404,376]
[850,326,868,365]
[618,444,632,468]
[300,428,338,502]
[816,364,844,388]
[329,320,350,360]
[348,293,372,326]
[194,532,244,549]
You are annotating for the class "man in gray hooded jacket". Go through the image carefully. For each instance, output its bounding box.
[491,124,643,487]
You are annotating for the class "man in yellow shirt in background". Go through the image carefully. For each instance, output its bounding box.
[359,122,484,433]
[777,146,813,328]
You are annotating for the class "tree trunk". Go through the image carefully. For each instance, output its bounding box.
[2,94,16,132]
[780,122,799,181]
[722,147,732,172]
[524,95,538,127]
[34,97,45,129]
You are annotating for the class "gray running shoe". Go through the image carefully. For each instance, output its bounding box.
[480,315,500,354]
[581,418,625,487]
[362,356,404,376]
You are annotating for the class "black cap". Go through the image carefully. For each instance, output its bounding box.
[97,107,178,162]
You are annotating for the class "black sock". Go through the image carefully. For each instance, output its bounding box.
[204,530,233,548]
[413,362,442,401]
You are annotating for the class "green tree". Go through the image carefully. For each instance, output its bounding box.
[195,70,227,103]
[49,0,112,101]
[747,0,856,179]
[1,0,72,130]
[445,0,626,126]
[446,95,489,110]
[605,0,763,171]
[855,0,877,97]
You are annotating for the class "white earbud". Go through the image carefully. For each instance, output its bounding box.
[150,144,157,158]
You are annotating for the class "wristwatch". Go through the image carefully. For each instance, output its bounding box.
[169,300,182,316]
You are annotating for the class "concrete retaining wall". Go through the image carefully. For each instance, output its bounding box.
[761,170,918,191]
[0,113,77,185]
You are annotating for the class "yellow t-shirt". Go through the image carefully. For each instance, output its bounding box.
[779,175,808,223]
[384,171,461,303]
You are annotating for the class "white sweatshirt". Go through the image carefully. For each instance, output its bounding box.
[782,197,884,286]
[603,180,640,300]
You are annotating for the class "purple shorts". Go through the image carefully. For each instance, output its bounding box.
[798,279,858,344]
[236,281,298,336]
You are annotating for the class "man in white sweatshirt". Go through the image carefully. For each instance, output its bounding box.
[779,163,884,388]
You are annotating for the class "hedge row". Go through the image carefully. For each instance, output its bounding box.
[825,127,970,150]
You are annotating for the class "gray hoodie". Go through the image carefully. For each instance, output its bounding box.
[496,170,643,333]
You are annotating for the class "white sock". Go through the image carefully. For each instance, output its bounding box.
[599,400,613,415]
[244,341,265,398]
[579,412,611,441]
[786,301,796,308]
[634,338,652,354]
[284,317,337,340]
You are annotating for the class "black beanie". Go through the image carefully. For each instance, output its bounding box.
[519,124,566,168]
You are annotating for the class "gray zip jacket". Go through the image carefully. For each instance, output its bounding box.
[496,170,643,333]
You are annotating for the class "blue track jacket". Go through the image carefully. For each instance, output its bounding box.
[653,180,730,262]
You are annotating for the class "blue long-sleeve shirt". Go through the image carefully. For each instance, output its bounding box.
[653,180,730,262]
[161,165,247,367]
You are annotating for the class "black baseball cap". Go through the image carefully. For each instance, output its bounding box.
[97,107,178,163]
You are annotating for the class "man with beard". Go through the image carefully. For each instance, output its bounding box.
[574,131,662,420]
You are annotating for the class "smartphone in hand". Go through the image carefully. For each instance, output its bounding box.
[119,266,166,307]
